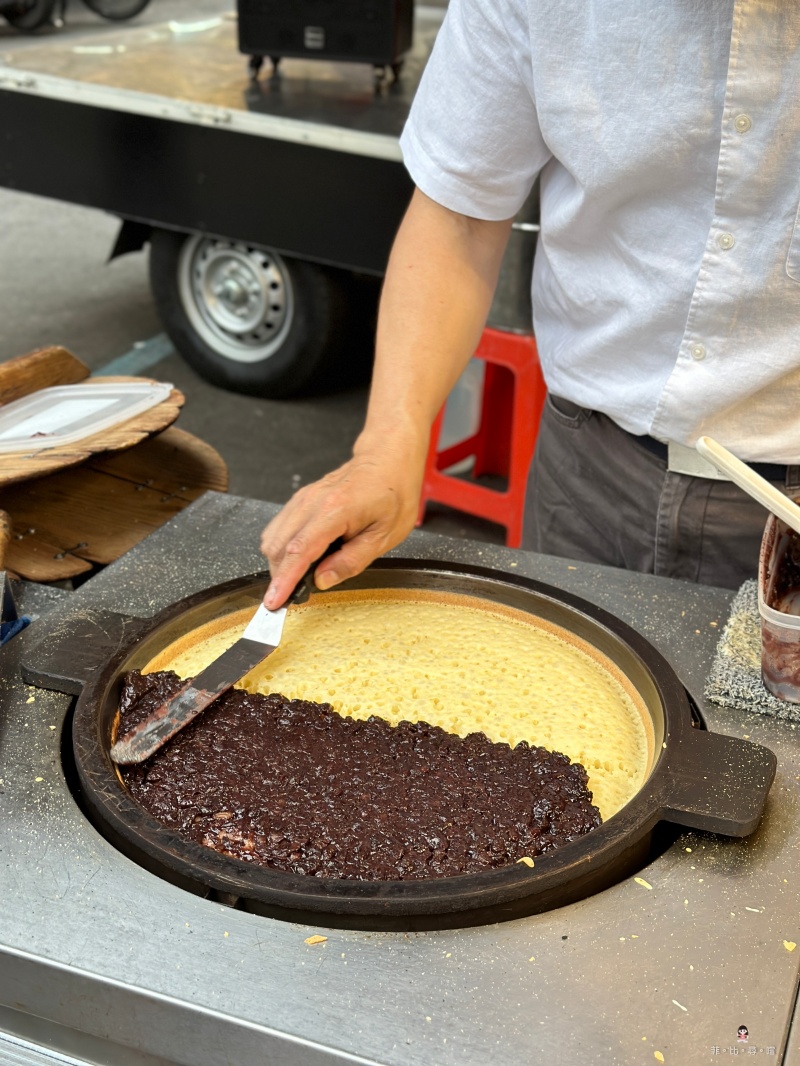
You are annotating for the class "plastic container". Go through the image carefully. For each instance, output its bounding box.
[0,381,173,454]
[758,512,800,701]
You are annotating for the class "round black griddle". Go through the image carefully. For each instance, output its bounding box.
[70,560,776,930]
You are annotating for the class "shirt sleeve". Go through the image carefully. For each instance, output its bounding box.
[400,0,551,221]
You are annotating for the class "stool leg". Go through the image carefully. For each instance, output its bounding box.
[417,329,546,547]
[472,363,514,480]
[504,344,546,547]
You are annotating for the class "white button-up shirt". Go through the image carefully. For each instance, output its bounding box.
[400,0,800,463]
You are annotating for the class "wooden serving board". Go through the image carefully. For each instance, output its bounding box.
[0,345,90,406]
[0,359,185,488]
[0,428,229,582]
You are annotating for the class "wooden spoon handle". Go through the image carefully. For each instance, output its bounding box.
[696,436,800,538]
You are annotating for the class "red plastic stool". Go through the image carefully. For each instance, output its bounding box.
[416,328,546,548]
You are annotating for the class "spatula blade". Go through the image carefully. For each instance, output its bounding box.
[110,606,286,764]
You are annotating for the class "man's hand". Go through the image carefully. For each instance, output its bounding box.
[260,436,426,608]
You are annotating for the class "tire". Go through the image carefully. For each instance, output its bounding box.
[149,229,357,399]
[82,0,150,18]
[3,0,55,30]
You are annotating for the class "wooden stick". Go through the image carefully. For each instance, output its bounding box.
[0,510,11,572]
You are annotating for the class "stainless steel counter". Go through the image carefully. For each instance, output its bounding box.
[1,492,799,1065]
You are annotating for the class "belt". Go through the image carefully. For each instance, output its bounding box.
[549,396,791,483]
[637,436,790,482]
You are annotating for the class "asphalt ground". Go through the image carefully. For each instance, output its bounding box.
[0,0,503,549]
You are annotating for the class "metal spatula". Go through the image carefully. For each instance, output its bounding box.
[109,543,341,765]
[695,436,800,537]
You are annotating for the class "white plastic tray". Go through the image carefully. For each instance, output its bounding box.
[0,381,173,454]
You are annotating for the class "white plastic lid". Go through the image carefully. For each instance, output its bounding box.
[0,381,173,454]
[758,586,800,631]
[757,585,800,630]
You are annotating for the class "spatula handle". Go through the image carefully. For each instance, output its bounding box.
[289,537,345,605]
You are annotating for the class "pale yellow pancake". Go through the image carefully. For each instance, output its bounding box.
[143,588,653,820]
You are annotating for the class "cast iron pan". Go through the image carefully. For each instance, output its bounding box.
[62,560,776,930]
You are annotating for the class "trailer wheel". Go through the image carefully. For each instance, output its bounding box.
[149,230,353,398]
[3,0,55,30]
[82,0,151,19]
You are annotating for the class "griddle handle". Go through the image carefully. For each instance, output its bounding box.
[658,729,777,837]
[20,609,146,695]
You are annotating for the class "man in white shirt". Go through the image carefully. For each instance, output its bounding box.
[261,0,800,604]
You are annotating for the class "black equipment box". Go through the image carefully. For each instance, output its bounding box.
[237,0,415,75]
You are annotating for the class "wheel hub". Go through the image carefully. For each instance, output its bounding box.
[216,274,250,310]
[201,249,276,333]
[178,237,294,364]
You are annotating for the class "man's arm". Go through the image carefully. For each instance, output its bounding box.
[260,188,513,608]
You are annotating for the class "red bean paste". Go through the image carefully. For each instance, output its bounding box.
[118,670,602,880]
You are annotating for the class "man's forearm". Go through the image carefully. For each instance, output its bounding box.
[357,188,513,458]
[260,187,513,606]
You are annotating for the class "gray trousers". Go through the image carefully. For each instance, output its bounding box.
[523,396,800,591]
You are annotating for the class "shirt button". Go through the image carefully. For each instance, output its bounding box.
[718,232,735,251]
[734,113,752,133]
[690,344,706,361]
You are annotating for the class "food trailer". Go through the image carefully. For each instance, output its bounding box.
[0,11,429,395]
